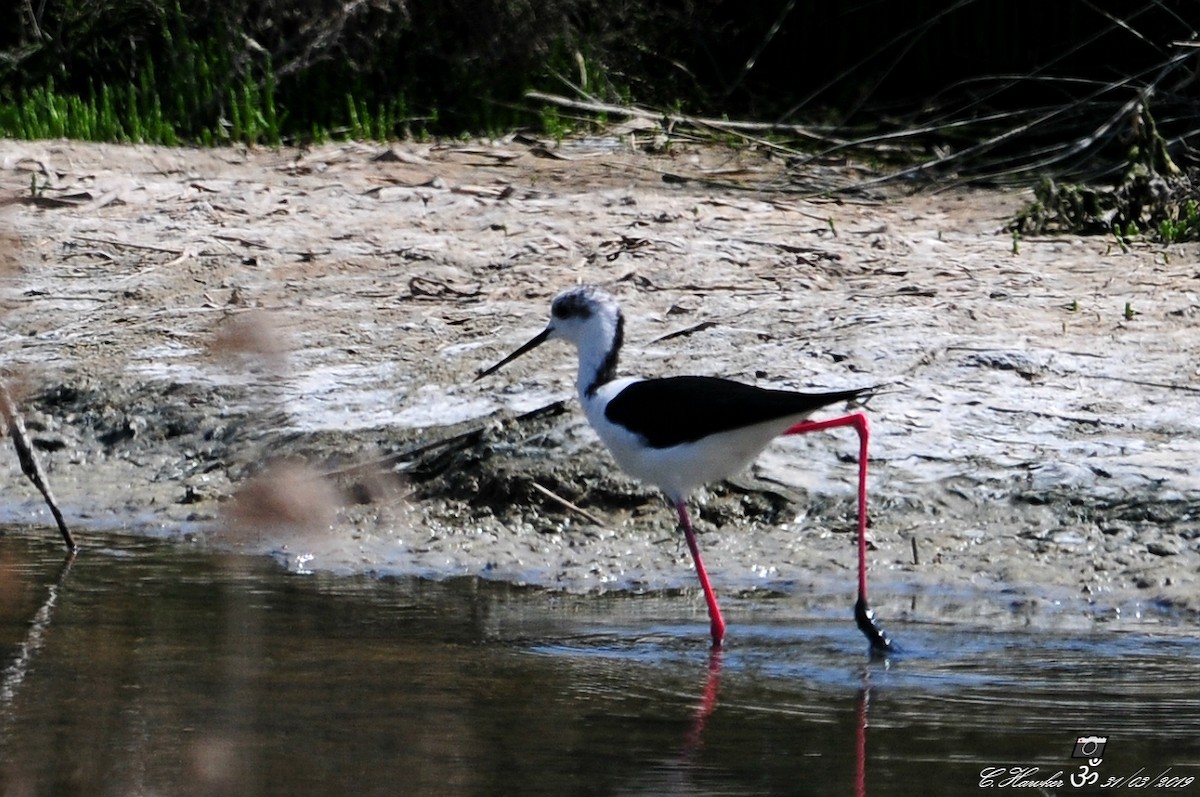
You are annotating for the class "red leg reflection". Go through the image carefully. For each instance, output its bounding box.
[682,648,723,757]
[856,683,870,797]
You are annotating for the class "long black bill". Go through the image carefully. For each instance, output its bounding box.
[474,327,551,381]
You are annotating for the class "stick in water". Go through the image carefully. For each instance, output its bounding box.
[0,383,76,551]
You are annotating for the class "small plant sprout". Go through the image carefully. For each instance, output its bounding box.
[1110,226,1130,254]
[1011,227,1020,255]
[1124,302,1137,321]
[540,106,568,144]
[1157,200,1200,244]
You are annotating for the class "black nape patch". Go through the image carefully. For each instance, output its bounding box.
[585,310,623,396]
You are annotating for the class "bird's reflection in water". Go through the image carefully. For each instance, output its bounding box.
[679,647,885,797]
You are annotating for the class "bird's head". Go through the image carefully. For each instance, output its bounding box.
[475,285,623,380]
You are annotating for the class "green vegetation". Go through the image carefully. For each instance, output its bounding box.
[0,56,438,146]
[1,0,1198,233]
[1157,199,1200,245]
[0,19,421,147]
[1009,100,1199,245]
[539,106,569,144]
[1012,173,1200,247]
[0,0,557,145]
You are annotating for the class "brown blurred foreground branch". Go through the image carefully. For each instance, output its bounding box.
[0,383,75,550]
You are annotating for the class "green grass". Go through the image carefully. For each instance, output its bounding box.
[2,64,267,145]
[0,66,424,146]
[0,77,153,142]
[1100,199,1200,249]
[539,106,570,143]
[0,3,617,147]
[1157,199,1200,244]
[0,2,423,148]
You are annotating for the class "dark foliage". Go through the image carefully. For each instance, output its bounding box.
[2,0,1198,185]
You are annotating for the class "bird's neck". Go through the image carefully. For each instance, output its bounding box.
[576,312,624,398]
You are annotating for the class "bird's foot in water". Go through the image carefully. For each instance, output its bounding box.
[855,597,896,654]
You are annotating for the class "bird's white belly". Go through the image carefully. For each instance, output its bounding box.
[630,423,784,495]
[584,385,803,502]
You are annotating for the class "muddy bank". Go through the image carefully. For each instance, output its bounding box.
[1,139,1198,632]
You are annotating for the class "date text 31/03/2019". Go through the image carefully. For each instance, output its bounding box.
[979,767,1194,789]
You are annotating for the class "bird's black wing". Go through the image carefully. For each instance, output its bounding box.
[604,376,869,449]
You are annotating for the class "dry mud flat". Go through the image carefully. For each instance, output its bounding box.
[1,138,1198,634]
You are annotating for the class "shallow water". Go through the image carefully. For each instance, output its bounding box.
[0,530,1197,797]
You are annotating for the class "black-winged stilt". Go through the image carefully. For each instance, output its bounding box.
[476,285,894,652]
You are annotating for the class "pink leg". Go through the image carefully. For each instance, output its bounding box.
[784,412,894,652]
[675,500,726,649]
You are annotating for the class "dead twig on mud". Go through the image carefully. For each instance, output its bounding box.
[322,400,569,480]
[1076,374,1200,394]
[70,235,184,256]
[530,482,606,529]
[0,383,75,550]
[523,91,841,144]
[650,321,718,344]
[986,404,1119,428]
[213,233,271,250]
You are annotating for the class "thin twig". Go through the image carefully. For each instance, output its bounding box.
[723,0,798,99]
[70,235,183,256]
[523,91,840,143]
[986,404,1120,428]
[1075,373,1200,394]
[213,233,271,250]
[531,482,606,529]
[321,400,569,479]
[650,321,718,344]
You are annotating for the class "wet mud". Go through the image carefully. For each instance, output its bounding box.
[1,139,1198,633]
